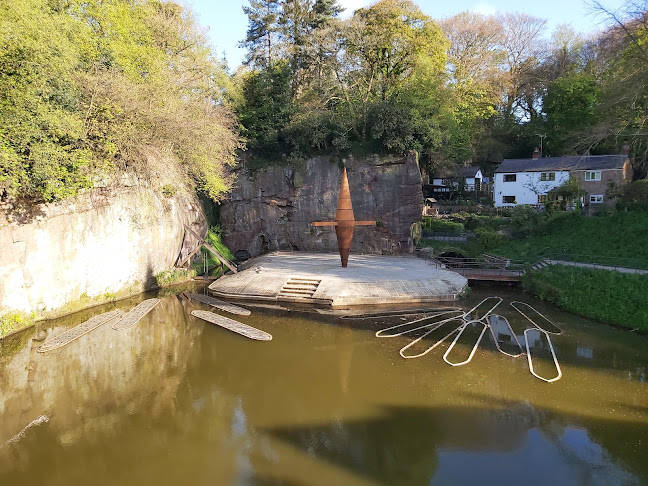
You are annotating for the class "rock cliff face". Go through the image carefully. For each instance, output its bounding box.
[0,175,206,316]
[220,152,423,257]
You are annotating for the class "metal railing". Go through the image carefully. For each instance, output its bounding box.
[433,256,527,278]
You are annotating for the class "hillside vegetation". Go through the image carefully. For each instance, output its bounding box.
[0,0,240,203]
[494,210,648,268]
[523,265,648,332]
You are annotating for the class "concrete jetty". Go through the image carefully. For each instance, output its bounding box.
[208,252,468,308]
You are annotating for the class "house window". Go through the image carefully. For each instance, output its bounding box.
[538,195,547,203]
[503,196,516,204]
[590,194,604,204]
[540,172,555,181]
[585,171,602,181]
[504,174,516,182]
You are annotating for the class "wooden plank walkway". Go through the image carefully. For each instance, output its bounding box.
[112,298,161,330]
[186,293,251,316]
[38,310,122,353]
[191,310,271,341]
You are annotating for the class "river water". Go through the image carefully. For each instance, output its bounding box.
[0,285,646,486]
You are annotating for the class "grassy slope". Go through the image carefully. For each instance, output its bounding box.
[523,265,648,332]
[494,211,648,268]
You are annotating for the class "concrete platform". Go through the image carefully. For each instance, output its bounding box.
[208,252,468,308]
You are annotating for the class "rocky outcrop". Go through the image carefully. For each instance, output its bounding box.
[220,152,423,257]
[0,174,206,316]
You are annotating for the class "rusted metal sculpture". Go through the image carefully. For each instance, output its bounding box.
[312,169,376,267]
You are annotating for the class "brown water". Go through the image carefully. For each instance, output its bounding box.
[0,285,646,486]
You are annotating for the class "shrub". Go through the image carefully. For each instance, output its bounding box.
[524,266,648,331]
[474,227,504,250]
[422,217,464,233]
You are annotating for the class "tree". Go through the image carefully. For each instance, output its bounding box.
[240,0,282,68]
[237,61,294,157]
[582,1,648,176]
[0,0,240,202]
[498,13,547,122]
[543,73,600,153]
[339,0,448,143]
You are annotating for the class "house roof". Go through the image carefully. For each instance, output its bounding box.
[495,155,628,173]
[433,166,481,178]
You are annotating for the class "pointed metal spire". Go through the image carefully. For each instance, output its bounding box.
[312,168,377,267]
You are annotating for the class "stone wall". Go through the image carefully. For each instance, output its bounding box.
[220,152,423,258]
[0,175,206,316]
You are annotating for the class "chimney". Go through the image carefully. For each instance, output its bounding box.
[532,147,541,159]
[621,142,630,155]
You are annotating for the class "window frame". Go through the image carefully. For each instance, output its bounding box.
[589,194,604,204]
[540,172,555,181]
[502,195,516,204]
[585,171,602,181]
[503,174,517,182]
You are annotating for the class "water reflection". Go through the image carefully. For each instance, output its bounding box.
[0,288,646,485]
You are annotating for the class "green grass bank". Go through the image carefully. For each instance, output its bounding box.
[523,265,648,332]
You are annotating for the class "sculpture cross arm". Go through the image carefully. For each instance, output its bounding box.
[354,221,377,226]
[311,221,339,226]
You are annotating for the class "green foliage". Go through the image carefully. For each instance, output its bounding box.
[494,209,648,268]
[543,73,600,153]
[464,214,482,231]
[524,266,648,331]
[0,312,34,338]
[237,0,453,161]
[161,184,177,198]
[474,227,504,250]
[238,61,295,157]
[0,0,239,203]
[422,218,464,233]
[205,226,235,262]
[615,180,648,211]
[154,268,197,287]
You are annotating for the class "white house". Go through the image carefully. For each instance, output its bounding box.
[493,154,631,208]
[494,168,570,207]
[431,166,484,194]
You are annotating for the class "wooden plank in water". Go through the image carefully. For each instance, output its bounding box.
[112,298,161,330]
[38,310,122,353]
[191,310,272,341]
[186,293,251,316]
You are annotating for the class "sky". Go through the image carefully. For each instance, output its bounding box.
[182,0,627,69]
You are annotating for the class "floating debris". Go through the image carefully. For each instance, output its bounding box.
[0,416,49,449]
[112,298,161,330]
[525,328,562,383]
[186,293,251,316]
[511,301,562,335]
[38,310,122,353]
[191,310,271,341]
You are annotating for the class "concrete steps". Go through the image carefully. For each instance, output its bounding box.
[530,260,551,271]
[278,278,322,301]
